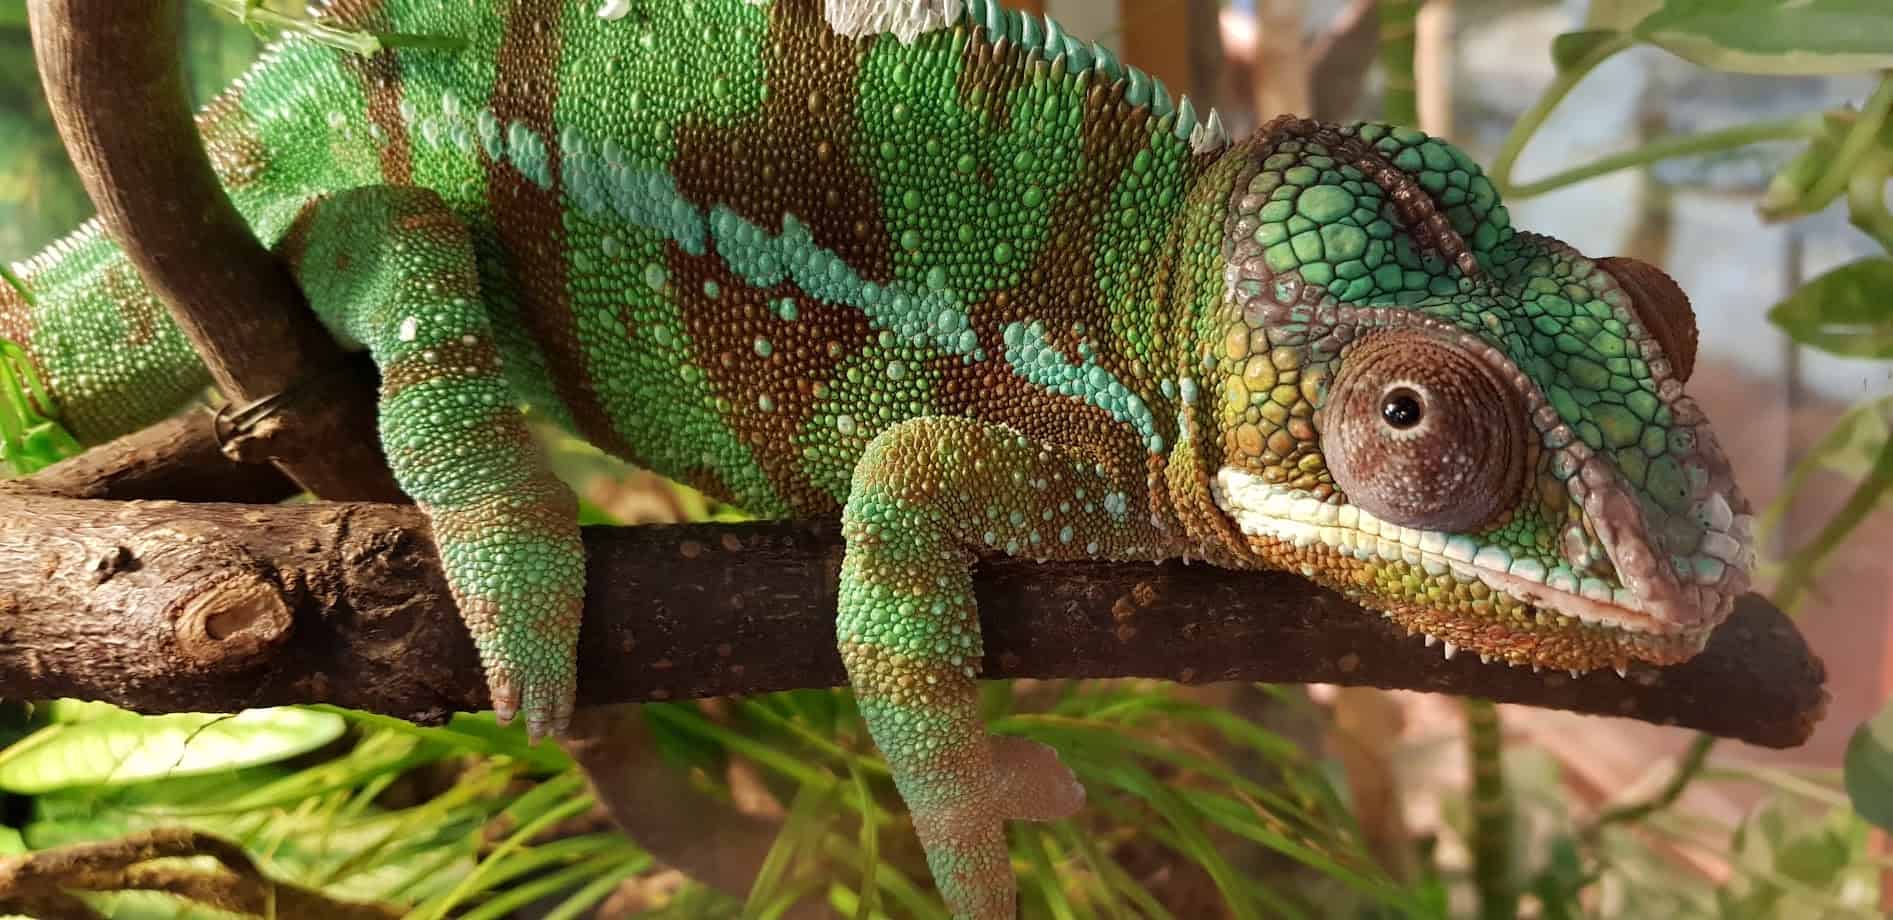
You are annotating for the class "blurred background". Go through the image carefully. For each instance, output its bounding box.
[0,0,1889,917]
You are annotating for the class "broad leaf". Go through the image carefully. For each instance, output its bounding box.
[1757,393,1893,549]
[1550,30,1631,73]
[1767,258,1893,359]
[1635,0,1893,75]
[1584,0,1664,30]
[1847,702,1893,832]
[0,708,345,794]
[1757,112,1851,221]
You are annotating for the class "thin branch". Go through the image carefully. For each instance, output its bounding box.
[21,406,300,503]
[0,828,399,919]
[24,0,402,502]
[1505,114,1827,201]
[1584,733,1718,841]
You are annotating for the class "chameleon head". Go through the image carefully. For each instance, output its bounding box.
[1201,120,1754,673]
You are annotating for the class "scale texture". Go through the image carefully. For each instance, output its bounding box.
[0,1,1755,915]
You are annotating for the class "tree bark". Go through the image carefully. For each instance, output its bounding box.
[0,481,1827,749]
[25,0,402,503]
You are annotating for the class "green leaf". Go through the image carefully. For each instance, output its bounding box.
[0,708,345,793]
[1845,701,1893,832]
[1767,257,1893,358]
[1758,111,1853,220]
[1584,0,1665,29]
[1550,30,1630,72]
[1634,0,1893,75]
[1757,394,1893,550]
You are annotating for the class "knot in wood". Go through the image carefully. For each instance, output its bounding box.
[171,573,292,668]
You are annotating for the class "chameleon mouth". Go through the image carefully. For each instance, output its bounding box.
[1210,468,1754,640]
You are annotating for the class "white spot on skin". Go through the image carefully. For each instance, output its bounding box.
[596,0,631,20]
[398,316,420,342]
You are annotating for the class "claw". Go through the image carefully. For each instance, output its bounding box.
[490,673,520,726]
[520,682,577,743]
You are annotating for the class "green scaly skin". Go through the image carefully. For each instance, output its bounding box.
[0,1,1755,915]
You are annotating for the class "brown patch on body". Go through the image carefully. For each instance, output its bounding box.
[379,338,505,397]
[946,93,1157,451]
[954,28,1018,129]
[347,54,413,185]
[664,5,890,507]
[0,271,34,354]
[314,0,410,183]
[480,2,636,460]
[196,94,268,189]
[99,263,163,348]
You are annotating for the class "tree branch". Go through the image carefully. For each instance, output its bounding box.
[0,478,1827,748]
[0,828,399,919]
[20,407,300,503]
[25,0,402,502]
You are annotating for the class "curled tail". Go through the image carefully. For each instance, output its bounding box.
[0,222,211,450]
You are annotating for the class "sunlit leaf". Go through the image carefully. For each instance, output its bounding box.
[1767,257,1893,359]
[1844,701,1893,832]
[1634,0,1893,74]
[1585,0,1665,29]
[1758,111,1852,220]
[0,708,345,793]
[1550,30,1631,72]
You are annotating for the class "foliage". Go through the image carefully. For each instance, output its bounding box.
[1489,0,1893,915]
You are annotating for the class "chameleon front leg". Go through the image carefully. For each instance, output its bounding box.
[840,417,1155,919]
[287,186,585,739]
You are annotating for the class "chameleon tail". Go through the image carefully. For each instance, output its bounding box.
[0,222,211,448]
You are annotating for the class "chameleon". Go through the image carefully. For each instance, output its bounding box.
[0,0,1756,915]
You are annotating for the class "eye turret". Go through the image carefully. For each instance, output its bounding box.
[1317,329,1530,534]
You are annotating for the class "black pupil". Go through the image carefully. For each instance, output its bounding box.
[1381,390,1423,429]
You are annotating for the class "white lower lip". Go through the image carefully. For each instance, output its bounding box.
[1442,556,1671,632]
[1211,468,1686,635]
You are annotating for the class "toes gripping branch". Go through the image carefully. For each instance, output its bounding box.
[838,417,1147,918]
[288,186,586,740]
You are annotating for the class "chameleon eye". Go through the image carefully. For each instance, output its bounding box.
[1380,388,1423,429]
[1318,329,1530,534]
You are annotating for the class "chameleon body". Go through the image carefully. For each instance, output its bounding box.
[0,0,1755,915]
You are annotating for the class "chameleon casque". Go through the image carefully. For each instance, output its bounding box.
[0,0,1757,915]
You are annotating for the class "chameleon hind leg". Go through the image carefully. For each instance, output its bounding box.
[285,185,585,739]
[840,417,1155,919]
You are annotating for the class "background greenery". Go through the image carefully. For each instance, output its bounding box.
[0,0,1888,917]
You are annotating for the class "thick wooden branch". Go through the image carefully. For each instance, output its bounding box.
[25,0,402,502]
[0,487,1827,748]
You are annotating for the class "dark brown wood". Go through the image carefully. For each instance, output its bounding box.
[18,407,300,503]
[563,706,826,919]
[0,829,399,920]
[0,489,1828,748]
[24,0,402,503]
